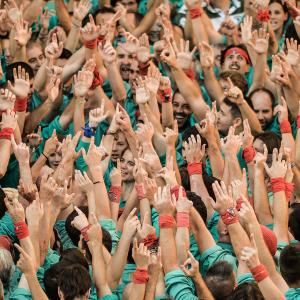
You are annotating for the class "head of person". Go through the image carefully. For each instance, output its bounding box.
[6,62,35,99]
[205,261,236,300]
[217,97,243,136]
[219,71,248,95]
[46,146,63,170]
[253,131,281,154]
[289,205,300,243]
[57,264,92,300]
[129,60,140,95]
[148,19,163,44]
[111,130,129,163]
[26,41,46,74]
[269,0,288,33]
[0,189,7,220]
[112,0,139,13]
[221,44,251,75]
[280,243,300,288]
[1,39,12,64]
[186,191,207,223]
[120,148,135,183]
[172,91,192,130]
[116,43,136,81]
[0,248,14,290]
[248,88,276,130]
[230,282,264,299]
[0,278,3,300]
[94,7,117,33]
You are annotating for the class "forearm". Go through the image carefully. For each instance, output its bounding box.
[106,62,126,102]
[203,67,224,105]
[33,63,47,92]
[239,101,262,134]
[31,155,47,183]
[124,130,139,158]
[27,222,40,267]
[160,227,178,273]
[140,198,151,225]
[281,132,295,161]
[0,140,12,178]
[250,53,267,92]
[189,13,209,45]
[18,161,34,186]
[193,274,214,300]
[13,46,27,63]
[24,272,49,300]
[145,272,160,300]
[167,144,181,186]
[16,112,26,136]
[23,0,46,26]
[283,86,299,119]
[225,154,242,181]
[208,141,224,179]
[39,202,51,265]
[129,283,146,300]
[257,277,286,300]
[73,100,85,134]
[85,48,107,79]
[65,23,81,53]
[175,227,189,264]
[161,102,174,129]
[54,0,72,33]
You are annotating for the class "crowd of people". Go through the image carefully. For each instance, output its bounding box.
[0,0,300,299]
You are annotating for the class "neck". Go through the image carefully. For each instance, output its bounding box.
[274,27,284,42]
[122,181,134,200]
[211,0,231,11]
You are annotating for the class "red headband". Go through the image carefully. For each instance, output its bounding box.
[0,235,12,252]
[224,47,251,64]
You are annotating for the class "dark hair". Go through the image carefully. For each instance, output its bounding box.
[0,189,7,219]
[6,62,34,83]
[280,243,300,285]
[59,48,72,60]
[254,131,281,153]
[111,0,141,6]
[230,282,264,300]
[223,97,242,120]
[59,248,89,270]
[186,191,207,223]
[57,264,92,300]
[182,126,208,149]
[269,0,288,13]
[205,261,235,300]
[220,44,250,66]
[93,7,117,19]
[219,71,248,95]
[248,88,276,109]
[289,206,300,241]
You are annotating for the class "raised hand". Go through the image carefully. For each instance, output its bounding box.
[40,9,50,31]
[7,66,30,98]
[221,126,242,157]
[185,0,201,9]
[231,169,248,202]
[99,41,117,64]
[240,234,261,269]
[74,70,93,98]
[157,155,177,187]
[224,77,244,105]
[240,15,253,44]
[71,206,89,231]
[15,244,36,275]
[1,109,17,130]
[82,136,107,168]
[240,119,254,149]
[136,116,154,144]
[86,213,102,243]
[43,130,59,157]
[135,77,150,104]
[4,195,25,223]
[25,192,44,226]
[110,159,122,186]
[75,170,94,194]
[14,18,31,47]
[180,251,200,278]
[176,186,193,213]
[264,148,287,179]
[115,105,133,133]
[46,75,61,102]
[11,136,29,163]
[160,44,177,68]
[198,42,214,68]
[273,96,289,124]
[123,31,139,54]
[254,143,268,170]
[247,28,269,54]
[172,39,196,70]
[53,179,74,209]
[133,158,148,184]
[45,33,64,59]
[122,208,140,240]
[270,55,283,82]
[137,33,151,63]
[73,0,92,23]
[80,14,101,41]
[27,126,42,148]
[5,0,22,25]
[183,134,206,164]
[137,212,156,241]
[153,185,176,215]
[89,102,108,128]
[132,239,150,269]
[145,64,161,94]
[286,38,300,66]
[39,174,58,201]
[163,121,179,147]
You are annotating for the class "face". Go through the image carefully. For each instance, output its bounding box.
[217,102,235,135]
[48,151,62,170]
[219,78,230,93]
[222,51,249,74]
[269,2,287,32]
[120,149,135,182]
[95,12,116,34]
[111,131,128,163]
[2,39,12,64]
[217,219,231,243]
[27,45,46,74]
[213,46,222,69]
[148,21,163,44]
[121,0,138,13]
[172,93,192,130]
[129,60,139,94]
[253,138,265,154]
[117,45,135,81]
[251,91,274,130]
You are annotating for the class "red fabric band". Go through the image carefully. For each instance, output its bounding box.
[187,162,202,176]
[189,7,203,19]
[184,68,195,80]
[236,197,243,211]
[170,186,187,200]
[14,97,28,112]
[14,222,29,240]
[271,177,285,193]
[80,224,92,242]
[297,116,300,129]
[250,264,269,282]
[158,215,176,228]
[83,39,97,49]
[143,233,159,249]
[280,120,292,134]
[118,207,124,218]
[285,182,294,202]
[220,210,238,225]
[158,88,173,103]
[0,127,14,140]
[177,212,190,228]
[135,183,145,200]
[133,268,149,284]
[256,9,270,22]
[90,68,104,90]
[224,47,250,64]
[0,235,12,251]
[138,62,150,76]
[109,186,122,203]
[242,146,256,163]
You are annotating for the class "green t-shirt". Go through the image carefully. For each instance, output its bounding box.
[237,273,254,285]
[285,288,300,300]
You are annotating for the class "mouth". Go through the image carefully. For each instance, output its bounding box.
[121,169,128,176]
[229,64,240,71]
[111,154,119,160]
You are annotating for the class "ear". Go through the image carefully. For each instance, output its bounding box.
[58,287,63,299]
[233,117,243,128]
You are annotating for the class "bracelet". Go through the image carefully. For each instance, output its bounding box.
[93,180,103,184]
[184,68,195,81]
[82,125,95,138]
[0,127,14,140]
[83,39,97,49]
[90,68,104,90]
[242,146,256,164]
[80,224,92,242]
[220,208,238,225]
[135,183,146,200]
[14,221,29,240]
[108,186,122,203]
[158,215,176,228]
[177,212,190,228]
[14,97,28,112]
[250,264,269,282]
[42,152,48,160]
[187,162,202,176]
[280,120,292,134]
[271,177,285,193]
[189,7,203,19]
[256,9,270,22]
[170,185,187,200]
[235,197,243,211]
[143,233,159,251]
[285,182,294,202]
[297,116,300,129]
[133,268,149,284]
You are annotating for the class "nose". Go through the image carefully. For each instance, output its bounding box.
[257,111,264,120]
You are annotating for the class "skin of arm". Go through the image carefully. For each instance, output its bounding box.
[238,100,262,134]
[54,0,72,33]
[73,97,86,134]
[203,66,224,105]
[23,0,45,26]
[161,99,174,129]
[0,140,12,178]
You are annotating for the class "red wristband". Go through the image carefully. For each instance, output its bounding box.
[250,264,269,282]
[0,235,13,251]
[158,88,173,103]
[138,62,150,76]
[242,146,256,163]
[189,7,203,19]
[280,120,292,134]
[14,97,28,112]
[80,224,92,242]
[177,212,190,228]
[285,182,294,201]
[133,268,149,284]
[236,197,243,211]
[297,116,300,129]
[184,68,195,80]
[109,186,122,203]
[256,9,270,22]
[143,233,159,250]
[83,39,97,49]
[0,127,14,140]
[135,183,145,200]
[220,209,238,225]
[271,177,285,193]
[90,68,104,90]
[14,221,29,240]
[170,185,187,200]
[187,162,202,176]
[158,215,176,228]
